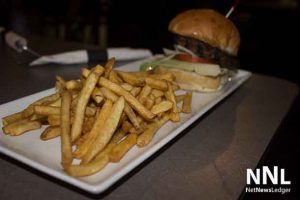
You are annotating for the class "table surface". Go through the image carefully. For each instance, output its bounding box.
[0,35,299,200]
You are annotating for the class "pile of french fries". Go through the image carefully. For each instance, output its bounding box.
[2,58,193,177]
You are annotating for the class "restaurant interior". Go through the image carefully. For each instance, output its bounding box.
[0,0,299,199]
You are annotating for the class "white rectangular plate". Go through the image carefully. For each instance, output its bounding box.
[0,58,251,194]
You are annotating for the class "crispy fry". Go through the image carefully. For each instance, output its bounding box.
[138,85,152,105]
[81,96,125,164]
[3,119,41,136]
[71,66,104,142]
[145,77,168,91]
[91,88,103,104]
[137,115,170,147]
[136,122,158,147]
[109,133,137,162]
[81,68,90,78]
[155,96,162,105]
[124,102,140,129]
[145,98,155,110]
[111,128,127,143]
[34,105,60,115]
[73,100,113,158]
[22,93,60,118]
[130,87,141,97]
[151,89,164,98]
[104,57,115,78]
[49,98,62,107]
[55,75,66,91]
[60,90,72,168]
[120,83,133,91]
[175,95,185,103]
[100,87,118,102]
[81,117,95,135]
[165,82,180,122]
[99,77,155,121]
[121,120,133,132]
[117,71,145,86]
[109,70,122,84]
[40,126,60,140]
[151,100,173,115]
[65,143,115,177]
[66,80,82,90]
[47,115,60,126]
[182,91,192,113]
[29,114,45,121]
[2,112,23,126]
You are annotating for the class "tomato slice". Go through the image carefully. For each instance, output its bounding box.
[174,54,211,64]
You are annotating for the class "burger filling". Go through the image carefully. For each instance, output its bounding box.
[173,34,239,69]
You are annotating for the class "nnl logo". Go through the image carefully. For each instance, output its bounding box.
[247,166,291,185]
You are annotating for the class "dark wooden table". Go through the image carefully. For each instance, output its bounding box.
[0,34,298,200]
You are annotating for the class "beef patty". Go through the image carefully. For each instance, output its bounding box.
[174,34,239,69]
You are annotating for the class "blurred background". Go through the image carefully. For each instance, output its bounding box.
[0,0,299,85]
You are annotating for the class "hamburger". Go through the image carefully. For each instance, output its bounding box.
[140,9,241,92]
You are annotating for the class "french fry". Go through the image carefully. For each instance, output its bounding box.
[49,98,62,107]
[91,88,104,104]
[81,96,125,164]
[104,57,115,78]
[165,82,180,122]
[22,93,60,118]
[124,102,140,130]
[71,66,104,142]
[34,105,60,116]
[137,115,170,147]
[138,85,152,105]
[100,87,118,102]
[146,98,155,110]
[81,117,95,135]
[145,77,168,91]
[136,122,158,147]
[66,80,82,90]
[109,70,122,84]
[81,68,90,78]
[151,100,173,115]
[65,143,115,177]
[175,95,185,103]
[55,75,66,91]
[111,128,127,143]
[60,90,72,168]
[117,71,145,86]
[120,83,133,91]
[130,87,141,97]
[47,115,60,126]
[155,96,162,105]
[182,92,192,113]
[40,126,60,140]
[73,100,113,158]
[2,112,23,126]
[121,120,133,133]
[29,114,45,121]
[3,119,41,136]
[99,77,155,121]
[109,133,137,162]
[1,57,194,178]
[151,89,164,98]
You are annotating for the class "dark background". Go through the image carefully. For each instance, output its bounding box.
[1,0,299,199]
[1,0,299,85]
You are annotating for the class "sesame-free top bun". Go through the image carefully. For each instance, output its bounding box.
[168,9,240,56]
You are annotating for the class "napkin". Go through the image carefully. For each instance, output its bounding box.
[29,48,152,66]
